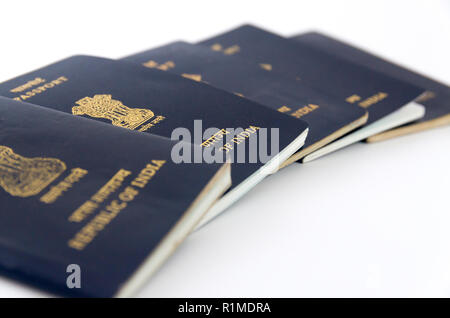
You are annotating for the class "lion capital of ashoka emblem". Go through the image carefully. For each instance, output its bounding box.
[72,94,154,130]
[0,146,66,198]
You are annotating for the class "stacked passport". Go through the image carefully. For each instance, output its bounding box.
[0,24,448,297]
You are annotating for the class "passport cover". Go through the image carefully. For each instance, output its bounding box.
[0,55,308,225]
[121,41,368,164]
[0,96,230,297]
[198,24,425,126]
[290,31,450,142]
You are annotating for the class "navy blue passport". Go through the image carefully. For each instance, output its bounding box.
[0,55,308,227]
[290,31,450,142]
[0,96,231,297]
[121,41,368,164]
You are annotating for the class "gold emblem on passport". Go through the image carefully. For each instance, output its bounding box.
[72,94,155,130]
[0,146,66,197]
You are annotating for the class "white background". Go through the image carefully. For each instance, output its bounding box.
[0,0,449,297]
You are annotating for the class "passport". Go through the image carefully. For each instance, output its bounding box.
[0,55,308,227]
[121,41,368,165]
[0,96,231,297]
[290,31,450,142]
[199,25,426,161]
